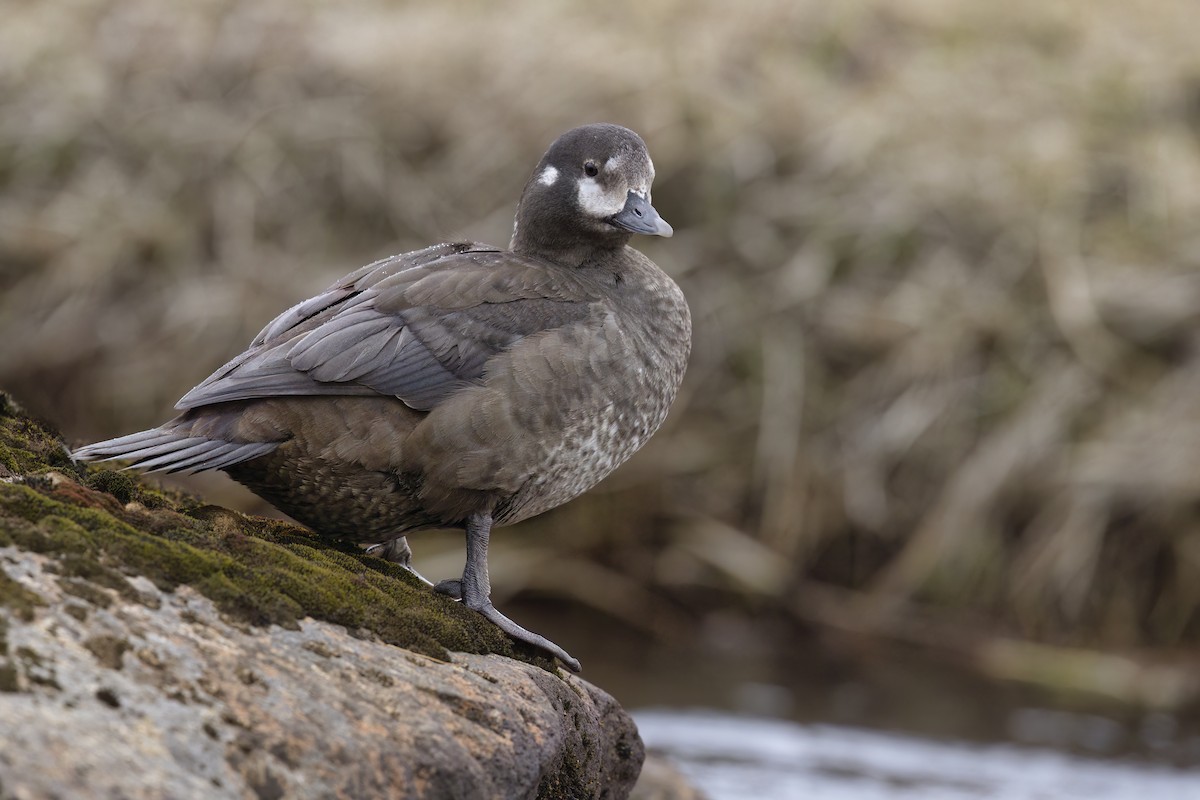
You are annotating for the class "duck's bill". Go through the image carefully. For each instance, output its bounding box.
[609,191,673,237]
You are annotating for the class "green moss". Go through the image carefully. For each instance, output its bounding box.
[31,514,92,553]
[14,645,59,690]
[359,667,394,687]
[0,663,18,692]
[0,572,44,621]
[86,469,138,505]
[84,634,130,670]
[86,466,181,511]
[301,640,338,658]
[0,394,548,669]
[0,392,84,478]
[57,578,114,608]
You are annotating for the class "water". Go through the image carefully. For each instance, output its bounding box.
[512,604,1200,798]
[634,710,1200,799]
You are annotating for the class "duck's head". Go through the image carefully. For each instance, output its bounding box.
[511,123,672,264]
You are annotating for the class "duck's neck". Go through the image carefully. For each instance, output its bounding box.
[510,226,633,269]
[510,239,601,269]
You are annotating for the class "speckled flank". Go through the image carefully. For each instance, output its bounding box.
[496,257,690,526]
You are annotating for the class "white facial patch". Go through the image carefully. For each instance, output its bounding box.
[538,165,559,186]
[577,177,626,217]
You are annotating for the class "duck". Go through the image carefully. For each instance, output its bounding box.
[74,123,691,673]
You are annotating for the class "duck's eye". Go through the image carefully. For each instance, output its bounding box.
[583,161,599,178]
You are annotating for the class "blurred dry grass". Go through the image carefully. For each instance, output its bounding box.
[5,0,1200,652]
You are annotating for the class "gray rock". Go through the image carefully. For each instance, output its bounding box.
[0,547,643,799]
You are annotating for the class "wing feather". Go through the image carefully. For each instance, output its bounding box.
[174,244,597,413]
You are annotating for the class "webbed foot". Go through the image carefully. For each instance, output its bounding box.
[471,598,581,673]
[451,513,581,673]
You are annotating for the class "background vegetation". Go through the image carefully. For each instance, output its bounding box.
[4,0,1200,675]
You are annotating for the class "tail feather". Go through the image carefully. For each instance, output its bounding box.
[196,443,277,472]
[113,436,210,465]
[74,428,277,475]
[130,438,223,472]
[75,429,162,455]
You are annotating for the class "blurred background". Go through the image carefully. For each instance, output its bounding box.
[3,0,1200,794]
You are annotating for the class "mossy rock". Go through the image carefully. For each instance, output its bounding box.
[0,390,556,670]
[0,392,82,479]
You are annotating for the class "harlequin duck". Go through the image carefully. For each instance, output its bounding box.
[75,123,691,672]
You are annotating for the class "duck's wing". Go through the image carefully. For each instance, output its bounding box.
[175,244,598,413]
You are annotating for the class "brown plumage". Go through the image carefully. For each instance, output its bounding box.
[75,124,691,671]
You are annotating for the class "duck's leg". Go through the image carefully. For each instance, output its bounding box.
[365,536,434,586]
[434,512,581,673]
